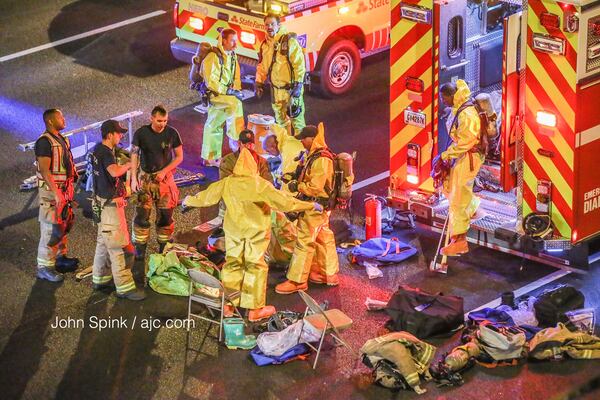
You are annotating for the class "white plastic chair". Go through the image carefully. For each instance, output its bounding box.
[187,269,243,342]
[298,290,356,369]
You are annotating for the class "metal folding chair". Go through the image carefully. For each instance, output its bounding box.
[298,290,356,369]
[187,269,243,342]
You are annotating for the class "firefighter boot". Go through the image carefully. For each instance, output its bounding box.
[223,318,257,350]
[223,304,235,318]
[134,243,147,260]
[275,280,308,295]
[55,255,80,273]
[441,234,469,257]
[248,305,276,322]
[308,272,339,286]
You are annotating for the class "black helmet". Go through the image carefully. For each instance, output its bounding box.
[523,213,553,239]
[287,98,302,118]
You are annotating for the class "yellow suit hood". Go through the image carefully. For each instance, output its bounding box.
[453,79,472,110]
[309,122,328,154]
[232,148,258,177]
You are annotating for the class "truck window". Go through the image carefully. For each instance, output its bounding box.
[448,15,463,59]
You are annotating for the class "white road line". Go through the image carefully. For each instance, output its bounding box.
[0,10,166,63]
[352,171,390,191]
[464,269,572,318]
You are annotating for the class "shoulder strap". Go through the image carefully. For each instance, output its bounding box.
[450,101,475,132]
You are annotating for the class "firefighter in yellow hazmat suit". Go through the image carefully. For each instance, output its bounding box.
[201,29,245,164]
[182,148,322,321]
[439,80,484,256]
[263,123,306,264]
[255,14,306,135]
[276,123,340,294]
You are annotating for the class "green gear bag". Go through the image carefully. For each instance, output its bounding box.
[147,251,221,297]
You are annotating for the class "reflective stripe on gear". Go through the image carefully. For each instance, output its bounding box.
[132,172,178,244]
[93,275,113,284]
[93,202,135,295]
[36,131,75,189]
[37,187,68,268]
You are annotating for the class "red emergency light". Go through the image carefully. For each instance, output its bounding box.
[593,21,600,36]
[540,12,560,30]
[173,2,179,28]
[405,77,424,92]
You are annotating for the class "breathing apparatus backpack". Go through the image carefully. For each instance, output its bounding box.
[450,93,498,155]
[302,149,355,210]
[189,42,226,105]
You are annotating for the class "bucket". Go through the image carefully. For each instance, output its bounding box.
[247,114,275,155]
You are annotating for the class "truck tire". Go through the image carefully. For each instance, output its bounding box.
[314,39,361,98]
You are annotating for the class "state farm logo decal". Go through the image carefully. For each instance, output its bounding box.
[358,0,389,13]
[229,15,265,30]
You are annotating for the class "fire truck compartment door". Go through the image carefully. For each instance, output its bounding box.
[500,11,524,192]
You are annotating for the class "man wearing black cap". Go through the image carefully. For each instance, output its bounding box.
[89,120,145,300]
[276,123,339,294]
[219,129,272,182]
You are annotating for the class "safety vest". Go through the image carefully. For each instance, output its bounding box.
[36,131,75,188]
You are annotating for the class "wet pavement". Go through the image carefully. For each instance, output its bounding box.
[0,1,599,399]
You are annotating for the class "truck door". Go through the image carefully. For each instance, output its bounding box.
[500,11,525,191]
[438,0,468,156]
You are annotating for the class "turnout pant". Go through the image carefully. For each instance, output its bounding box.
[93,198,136,294]
[202,94,244,160]
[286,210,338,284]
[271,87,305,136]
[132,172,179,245]
[37,187,69,269]
[221,234,271,310]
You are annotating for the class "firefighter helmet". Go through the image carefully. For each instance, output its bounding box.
[523,213,553,239]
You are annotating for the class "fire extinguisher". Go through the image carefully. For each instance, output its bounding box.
[364,194,385,240]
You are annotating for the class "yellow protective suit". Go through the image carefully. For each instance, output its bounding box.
[256,28,306,135]
[183,148,316,309]
[286,123,339,283]
[201,40,244,160]
[441,80,484,236]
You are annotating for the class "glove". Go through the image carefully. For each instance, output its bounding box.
[226,88,244,101]
[288,180,298,193]
[255,82,264,99]
[291,82,303,98]
[313,202,324,213]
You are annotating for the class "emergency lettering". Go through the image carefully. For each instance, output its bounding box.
[584,187,600,214]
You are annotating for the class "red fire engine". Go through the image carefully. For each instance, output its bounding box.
[388,0,600,270]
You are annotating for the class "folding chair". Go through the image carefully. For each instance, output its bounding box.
[298,290,356,369]
[187,269,243,342]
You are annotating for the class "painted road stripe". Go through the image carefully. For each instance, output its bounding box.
[352,171,390,191]
[465,269,572,317]
[0,10,166,63]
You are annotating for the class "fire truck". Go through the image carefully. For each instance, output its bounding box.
[170,0,390,97]
[388,0,600,270]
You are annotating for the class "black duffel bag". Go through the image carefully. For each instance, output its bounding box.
[534,285,585,327]
[385,285,464,339]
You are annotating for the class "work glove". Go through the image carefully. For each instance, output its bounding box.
[288,180,298,193]
[255,82,264,99]
[226,88,244,101]
[291,82,303,98]
[313,202,324,213]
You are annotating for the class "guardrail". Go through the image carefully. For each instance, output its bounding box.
[18,110,143,190]
[18,110,143,153]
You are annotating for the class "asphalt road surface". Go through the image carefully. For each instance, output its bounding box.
[0,1,599,399]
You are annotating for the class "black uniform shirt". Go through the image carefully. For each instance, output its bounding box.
[91,144,125,199]
[132,125,182,173]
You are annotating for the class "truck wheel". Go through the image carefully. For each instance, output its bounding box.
[314,39,361,98]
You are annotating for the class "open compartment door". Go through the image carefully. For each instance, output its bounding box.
[500,11,524,192]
